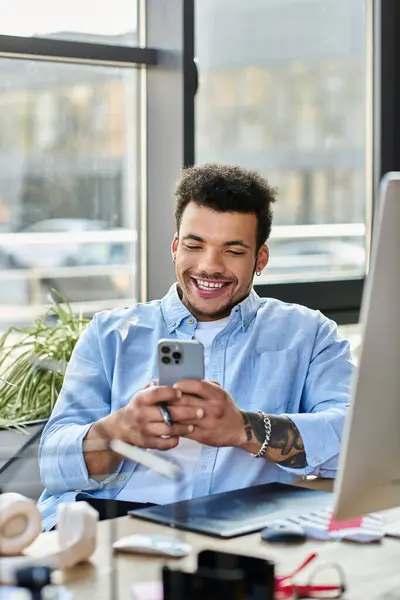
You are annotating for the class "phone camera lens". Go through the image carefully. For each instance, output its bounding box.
[161,346,170,354]
[172,352,181,360]
[161,356,171,364]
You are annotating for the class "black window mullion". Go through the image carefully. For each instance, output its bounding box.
[183,0,196,166]
[379,0,400,178]
[0,34,158,66]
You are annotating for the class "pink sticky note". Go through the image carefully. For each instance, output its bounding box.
[131,582,163,600]
[328,512,363,532]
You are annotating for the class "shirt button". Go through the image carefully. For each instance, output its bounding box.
[243,321,247,327]
[315,457,322,463]
[171,322,176,327]
[188,318,194,324]
[118,474,126,481]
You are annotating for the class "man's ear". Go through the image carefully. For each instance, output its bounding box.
[256,244,269,272]
[171,233,179,262]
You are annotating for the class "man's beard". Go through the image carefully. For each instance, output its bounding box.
[179,290,237,320]
[177,278,254,320]
[176,261,258,320]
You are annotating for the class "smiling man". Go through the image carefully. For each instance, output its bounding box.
[37,164,354,531]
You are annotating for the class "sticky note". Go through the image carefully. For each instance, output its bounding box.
[328,513,363,532]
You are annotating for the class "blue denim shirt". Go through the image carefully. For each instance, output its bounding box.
[37,284,353,531]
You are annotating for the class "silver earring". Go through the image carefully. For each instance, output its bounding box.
[256,270,262,276]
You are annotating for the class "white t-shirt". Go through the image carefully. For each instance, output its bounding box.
[116,317,230,503]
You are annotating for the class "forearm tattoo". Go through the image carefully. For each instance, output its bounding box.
[241,411,307,468]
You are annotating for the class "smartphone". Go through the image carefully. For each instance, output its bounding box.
[157,338,204,387]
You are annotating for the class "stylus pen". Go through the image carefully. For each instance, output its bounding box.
[148,381,174,426]
[110,439,182,481]
[158,402,174,426]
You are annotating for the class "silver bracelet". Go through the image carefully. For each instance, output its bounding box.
[251,411,272,458]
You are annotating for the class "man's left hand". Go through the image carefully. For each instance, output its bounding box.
[171,379,246,448]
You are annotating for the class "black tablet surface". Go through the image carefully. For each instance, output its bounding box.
[129,482,333,538]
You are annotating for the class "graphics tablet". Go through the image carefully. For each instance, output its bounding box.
[129,482,332,538]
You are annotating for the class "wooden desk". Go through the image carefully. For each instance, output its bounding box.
[29,502,400,600]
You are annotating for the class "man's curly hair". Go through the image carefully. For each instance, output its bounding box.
[174,163,277,250]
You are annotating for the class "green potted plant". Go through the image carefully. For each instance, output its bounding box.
[0,292,89,430]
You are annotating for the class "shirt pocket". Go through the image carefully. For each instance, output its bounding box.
[246,348,302,414]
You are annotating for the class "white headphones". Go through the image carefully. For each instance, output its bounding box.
[0,492,98,585]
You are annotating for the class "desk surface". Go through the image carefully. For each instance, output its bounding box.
[29,480,400,600]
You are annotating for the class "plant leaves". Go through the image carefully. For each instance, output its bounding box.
[0,291,89,428]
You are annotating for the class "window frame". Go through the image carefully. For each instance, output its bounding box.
[0,33,158,66]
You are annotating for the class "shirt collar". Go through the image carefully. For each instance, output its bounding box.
[235,287,262,329]
[161,284,192,332]
[161,283,261,333]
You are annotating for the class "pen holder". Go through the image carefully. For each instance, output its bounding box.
[197,550,275,600]
[162,565,245,600]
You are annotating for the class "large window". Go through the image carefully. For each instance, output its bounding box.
[0,1,188,331]
[0,1,372,327]
[195,0,368,305]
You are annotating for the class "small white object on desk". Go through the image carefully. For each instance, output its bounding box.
[113,533,191,558]
[0,493,42,556]
[0,586,73,600]
[56,501,99,569]
[0,495,99,585]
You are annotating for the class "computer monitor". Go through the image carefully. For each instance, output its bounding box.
[333,172,400,520]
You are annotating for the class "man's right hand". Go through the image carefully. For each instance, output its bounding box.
[97,385,204,450]
[108,384,204,450]
[83,383,205,478]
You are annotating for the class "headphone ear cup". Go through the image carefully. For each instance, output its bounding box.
[0,493,42,557]
[56,501,99,569]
